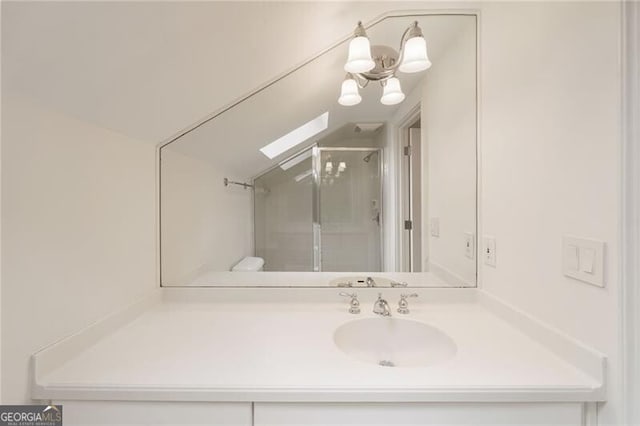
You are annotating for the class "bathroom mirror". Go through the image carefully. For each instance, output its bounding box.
[160,13,477,287]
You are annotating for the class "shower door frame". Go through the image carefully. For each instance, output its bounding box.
[311,146,384,272]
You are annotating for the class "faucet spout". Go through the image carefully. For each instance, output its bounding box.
[373,293,391,316]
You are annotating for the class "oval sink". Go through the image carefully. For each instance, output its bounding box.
[334,318,457,368]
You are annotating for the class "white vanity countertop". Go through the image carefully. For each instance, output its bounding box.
[32,288,604,403]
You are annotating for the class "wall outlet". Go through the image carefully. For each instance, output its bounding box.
[483,236,496,267]
[464,232,475,259]
[430,218,440,237]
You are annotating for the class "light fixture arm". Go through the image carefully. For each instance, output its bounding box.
[349,72,370,89]
[352,21,423,79]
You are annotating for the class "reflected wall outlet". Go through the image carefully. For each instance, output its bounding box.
[464,232,475,259]
[483,236,496,267]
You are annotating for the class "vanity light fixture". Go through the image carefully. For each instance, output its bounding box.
[325,161,333,174]
[338,21,431,107]
[260,112,329,159]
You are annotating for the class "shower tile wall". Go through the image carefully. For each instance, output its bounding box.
[319,149,381,272]
[253,127,385,272]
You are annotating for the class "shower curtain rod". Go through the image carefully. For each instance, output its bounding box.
[223,178,253,189]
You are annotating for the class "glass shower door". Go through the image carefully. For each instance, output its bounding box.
[254,148,314,271]
[314,148,382,272]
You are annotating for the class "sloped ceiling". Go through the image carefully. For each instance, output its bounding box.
[163,14,474,178]
[2,2,473,170]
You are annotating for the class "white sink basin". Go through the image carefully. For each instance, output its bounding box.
[334,318,457,368]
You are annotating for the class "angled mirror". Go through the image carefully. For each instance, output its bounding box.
[160,13,477,287]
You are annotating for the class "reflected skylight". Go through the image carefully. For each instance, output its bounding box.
[260,112,329,159]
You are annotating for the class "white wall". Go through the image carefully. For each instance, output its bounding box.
[622,3,640,423]
[478,2,622,424]
[0,1,3,400]
[161,148,252,283]
[422,21,477,285]
[1,93,157,403]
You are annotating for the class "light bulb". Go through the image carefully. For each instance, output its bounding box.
[380,77,405,105]
[325,161,333,173]
[399,36,431,73]
[344,36,375,74]
[338,77,361,106]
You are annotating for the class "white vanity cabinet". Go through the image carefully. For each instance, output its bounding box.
[52,401,252,426]
[51,401,589,426]
[254,402,586,426]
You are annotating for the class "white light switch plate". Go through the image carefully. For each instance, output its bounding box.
[464,232,475,259]
[563,236,605,287]
[483,236,496,267]
[430,218,440,237]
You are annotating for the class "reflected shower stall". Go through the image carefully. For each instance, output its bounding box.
[253,147,382,272]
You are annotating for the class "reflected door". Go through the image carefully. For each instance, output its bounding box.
[314,148,382,272]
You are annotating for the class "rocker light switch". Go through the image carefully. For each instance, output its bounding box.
[565,244,579,272]
[431,218,440,237]
[563,236,605,287]
[580,248,596,274]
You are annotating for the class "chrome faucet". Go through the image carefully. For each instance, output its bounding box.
[339,292,361,314]
[366,276,376,287]
[373,293,391,316]
[397,293,419,314]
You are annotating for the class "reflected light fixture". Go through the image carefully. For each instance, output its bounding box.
[338,21,431,107]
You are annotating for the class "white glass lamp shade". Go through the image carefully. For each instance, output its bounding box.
[380,77,405,105]
[344,36,375,73]
[398,36,432,73]
[338,78,362,106]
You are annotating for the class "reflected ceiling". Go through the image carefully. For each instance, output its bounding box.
[162,15,475,179]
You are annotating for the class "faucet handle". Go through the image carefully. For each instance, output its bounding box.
[397,293,419,315]
[339,292,361,314]
[390,281,408,287]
